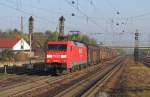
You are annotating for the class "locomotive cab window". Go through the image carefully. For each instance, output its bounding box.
[47,44,67,51]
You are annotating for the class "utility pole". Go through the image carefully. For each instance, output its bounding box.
[29,16,34,64]
[21,16,23,34]
[20,16,24,50]
[147,39,150,56]
[134,29,139,64]
[58,16,65,40]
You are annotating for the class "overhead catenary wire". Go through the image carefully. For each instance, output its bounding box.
[5,0,70,17]
[88,0,96,9]
[0,2,61,33]
[3,0,150,41]
[6,0,65,16]
[5,0,75,30]
[87,0,118,36]
[129,12,150,19]
[105,0,119,13]
[0,2,52,23]
[64,0,109,33]
[5,0,131,35]
[0,1,76,31]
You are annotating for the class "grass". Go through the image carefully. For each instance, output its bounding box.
[114,59,150,97]
[0,73,7,77]
[126,62,150,97]
[127,91,150,97]
[126,63,150,88]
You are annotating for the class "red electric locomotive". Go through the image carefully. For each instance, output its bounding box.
[25,40,118,74]
[45,41,87,73]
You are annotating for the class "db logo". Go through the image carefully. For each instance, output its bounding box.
[53,55,61,58]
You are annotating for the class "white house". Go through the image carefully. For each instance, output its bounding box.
[0,38,30,51]
[12,39,30,51]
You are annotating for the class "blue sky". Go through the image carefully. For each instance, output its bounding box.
[0,0,150,46]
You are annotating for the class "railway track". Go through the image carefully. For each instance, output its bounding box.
[36,56,124,97]
[82,59,126,97]
[11,62,110,97]
[0,75,50,92]
[0,56,122,97]
[53,57,125,97]
[142,61,150,67]
[0,74,46,84]
[141,57,150,67]
[0,59,110,97]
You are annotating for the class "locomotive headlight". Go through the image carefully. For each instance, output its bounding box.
[47,55,52,58]
[61,55,67,58]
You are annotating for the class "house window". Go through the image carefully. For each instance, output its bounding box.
[21,40,24,49]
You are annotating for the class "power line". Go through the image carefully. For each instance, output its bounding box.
[0,1,76,31]
[5,0,76,30]
[129,12,150,19]
[0,1,60,32]
[6,0,110,33]
[64,0,108,33]
[122,18,128,32]
[5,0,69,16]
[89,0,96,9]
[105,0,118,12]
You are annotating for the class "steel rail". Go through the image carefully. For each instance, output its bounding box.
[0,61,104,97]
[54,57,124,97]
[82,59,125,97]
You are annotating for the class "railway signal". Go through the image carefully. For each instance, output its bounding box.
[134,29,139,64]
[28,16,34,64]
[58,16,65,40]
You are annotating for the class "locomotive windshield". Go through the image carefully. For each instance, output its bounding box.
[47,44,67,51]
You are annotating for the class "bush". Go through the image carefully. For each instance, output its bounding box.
[1,49,14,61]
[14,51,29,61]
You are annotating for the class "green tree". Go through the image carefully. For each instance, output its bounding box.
[66,33,97,45]
[1,49,14,62]
[45,31,58,41]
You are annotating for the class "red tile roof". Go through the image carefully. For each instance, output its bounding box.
[0,38,19,48]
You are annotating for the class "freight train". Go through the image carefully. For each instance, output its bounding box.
[25,40,118,74]
[43,40,118,74]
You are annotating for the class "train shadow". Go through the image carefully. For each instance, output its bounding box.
[0,66,60,76]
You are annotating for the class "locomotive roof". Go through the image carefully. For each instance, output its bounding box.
[47,41,68,44]
[73,41,86,47]
[47,40,86,47]
[47,40,102,47]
